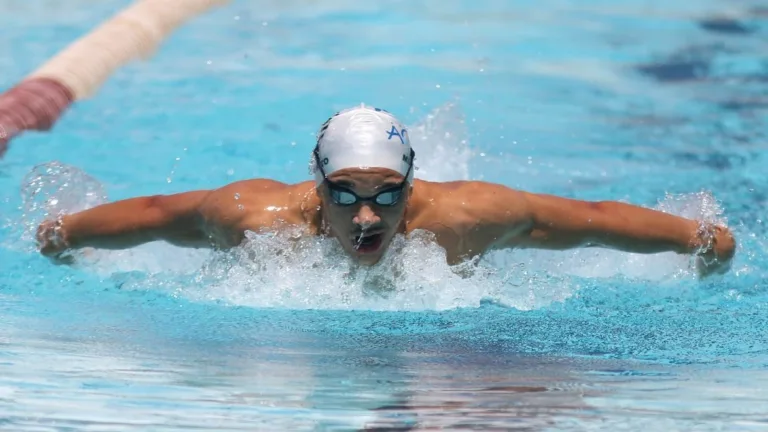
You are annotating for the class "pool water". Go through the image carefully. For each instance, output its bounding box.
[2,0,768,430]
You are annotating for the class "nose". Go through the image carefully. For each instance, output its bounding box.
[352,204,381,229]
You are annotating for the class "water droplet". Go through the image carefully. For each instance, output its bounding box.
[435,84,441,89]
[234,193,240,200]
[237,204,245,211]
[206,60,212,65]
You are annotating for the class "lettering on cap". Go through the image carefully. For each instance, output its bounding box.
[386,125,408,144]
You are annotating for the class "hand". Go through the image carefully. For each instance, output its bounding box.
[35,218,75,265]
[694,224,736,278]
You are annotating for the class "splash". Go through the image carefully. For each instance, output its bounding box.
[148,228,541,312]
[408,101,473,182]
[14,161,108,248]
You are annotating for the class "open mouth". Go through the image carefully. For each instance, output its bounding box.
[353,233,383,253]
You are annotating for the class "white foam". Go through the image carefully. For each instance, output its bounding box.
[160,228,536,311]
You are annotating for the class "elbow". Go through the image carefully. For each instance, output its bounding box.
[143,195,172,225]
[144,194,205,242]
[145,194,182,210]
[139,195,186,239]
[585,200,615,213]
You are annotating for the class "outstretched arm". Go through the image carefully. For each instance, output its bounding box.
[36,190,213,258]
[451,182,735,277]
[515,192,736,276]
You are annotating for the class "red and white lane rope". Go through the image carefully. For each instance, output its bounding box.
[0,0,229,157]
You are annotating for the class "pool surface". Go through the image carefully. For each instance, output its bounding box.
[2,0,768,430]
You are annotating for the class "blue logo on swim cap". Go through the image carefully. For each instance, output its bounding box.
[386,125,408,144]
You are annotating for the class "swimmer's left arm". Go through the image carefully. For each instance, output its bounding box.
[513,192,735,275]
[457,183,735,276]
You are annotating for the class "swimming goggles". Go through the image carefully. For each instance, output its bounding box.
[313,147,415,207]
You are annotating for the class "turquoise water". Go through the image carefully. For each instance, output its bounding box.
[2,0,768,430]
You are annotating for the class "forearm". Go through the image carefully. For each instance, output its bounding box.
[56,195,206,250]
[525,196,711,255]
[583,201,705,254]
[56,197,163,249]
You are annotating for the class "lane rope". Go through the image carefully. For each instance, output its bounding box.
[0,0,230,157]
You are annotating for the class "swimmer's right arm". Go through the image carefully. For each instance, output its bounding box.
[36,190,213,257]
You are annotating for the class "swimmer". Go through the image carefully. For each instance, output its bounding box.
[35,105,735,277]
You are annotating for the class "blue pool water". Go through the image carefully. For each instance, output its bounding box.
[2,0,768,429]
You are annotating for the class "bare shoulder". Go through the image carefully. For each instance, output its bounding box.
[201,179,299,207]
[210,178,292,197]
[198,179,315,234]
[407,180,532,261]
[412,179,530,225]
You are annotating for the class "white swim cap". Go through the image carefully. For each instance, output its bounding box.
[311,104,415,186]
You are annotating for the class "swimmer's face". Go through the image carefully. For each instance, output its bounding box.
[319,168,410,265]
